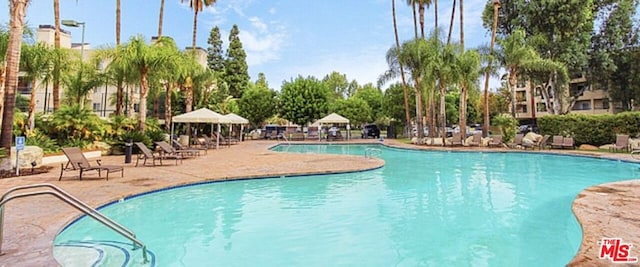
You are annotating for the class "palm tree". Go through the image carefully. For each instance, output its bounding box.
[456,49,481,139]
[447,0,456,44]
[1,0,30,151]
[406,0,418,38]
[62,61,103,108]
[53,0,61,111]
[459,0,464,50]
[158,0,165,37]
[415,0,433,39]
[114,36,176,131]
[20,42,53,130]
[393,0,412,136]
[182,0,217,51]
[0,28,10,129]
[496,29,538,118]
[115,0,125,115]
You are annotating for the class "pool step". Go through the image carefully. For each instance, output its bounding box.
[54,240,155,266]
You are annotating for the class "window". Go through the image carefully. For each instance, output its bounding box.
[536,103,546,112]
[93,103,101,112]
[516,104,528,113]
[516,91,527,102]
[570,84,586,97]
[572,100,591,111]
[17,77,31,94]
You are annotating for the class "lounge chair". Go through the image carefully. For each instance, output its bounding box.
[451,133,463,146]
[488,135,503,147]
[537,135,551,150]
[173,139,207,155]
[307,127,319,140]
[562,137,575,149]
[155,141,199,158]
[134,142,182,167]
[610,134,630,152]
[507,134,524,148]
[550,135,564,149]
[59,147,123,181]
[468,133,482,146]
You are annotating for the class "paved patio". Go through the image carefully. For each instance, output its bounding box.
[0,139,638,266]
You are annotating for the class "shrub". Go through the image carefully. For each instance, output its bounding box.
[492,113,518,143]
[25,129,59,154]
[537,112,640,146]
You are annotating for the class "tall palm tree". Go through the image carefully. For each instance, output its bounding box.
[0,28,10,129]
[459,0,464,50]
[53,0,61,111]
[183,0,217,51]
[1,0,30,151]
[62,61,103,108]
[415,0,433,39]
[116,0,121,45]
[20,42,53,130]
[483,0,499,137]
[456,49,480,139]
[115,0,125,115]
[393,0,412,136]
[447,0,456,44]
[158,0,165,37]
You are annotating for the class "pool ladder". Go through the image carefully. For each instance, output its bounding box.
[0,183,148,263]
[364,147,382,159]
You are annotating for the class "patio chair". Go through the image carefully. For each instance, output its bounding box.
[537,135,551,150]
[488,135,503,148]
[451,133,463,146]
[134,142,182,167]
[173,139,207,155]
[59,147,123,181]
[550,135,564,149]
[307,127,319,140]
[468,133,482,146]
[562,137,575,149]
[155,141,199,158]
[610,134,630,152]
[507,134,524,148]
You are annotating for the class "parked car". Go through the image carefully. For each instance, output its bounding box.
[361,124,381,139]
[518,124,539,134]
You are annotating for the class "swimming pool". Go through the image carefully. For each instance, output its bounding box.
[54,144,640,266]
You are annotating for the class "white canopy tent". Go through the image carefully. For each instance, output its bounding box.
[223,113,250,141]
[171,108,231,149]
[316,113,351,140]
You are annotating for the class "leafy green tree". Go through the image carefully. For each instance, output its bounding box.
[206,26,225,73]
[353,83,384,120]
[280,76,329,126]
[322,71,350,99]
[456,49,481,137]
[384,83,416,125]
[589,0,640,110]
[239,83,275,129]
[224,24,250,98]
[329,97,372,127]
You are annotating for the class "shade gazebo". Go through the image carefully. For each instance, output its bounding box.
[224,113,250,141]
[171,108,231,149]
[316,113,351,140]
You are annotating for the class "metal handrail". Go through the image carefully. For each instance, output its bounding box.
[0,183,148,263]
[280,133,291,145]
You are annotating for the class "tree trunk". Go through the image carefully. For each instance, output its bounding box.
[429,82,436,140]
[508,69,518,118]
[412,1,418,39]
[28,78,37,130]
[165,83,172,131]
[439,80,446,145]
[138,70,148,131]
[419,4,425,39]
[116,79,123,115]
[192,10,199,49]
[447,0,456,44]
[158,0,165,37]
[415,85,424,139]
[434,0,438,32]
[53,0,60,111]
[459,85,467,140]
[393,0,412,136]
[459,0,464,50]
[1,0,29,152]
[116,0,121,45]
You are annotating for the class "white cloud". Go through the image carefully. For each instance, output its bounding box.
[268,8,277,15]
[239,17,287,66]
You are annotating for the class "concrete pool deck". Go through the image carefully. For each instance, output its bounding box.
[0,139,637,266]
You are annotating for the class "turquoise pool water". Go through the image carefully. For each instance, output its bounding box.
[54,144,640,266]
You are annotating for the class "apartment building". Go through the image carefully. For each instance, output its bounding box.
[512,75,615,124]
[18,25,207,118]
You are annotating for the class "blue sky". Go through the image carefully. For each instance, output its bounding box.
[2,0,495,91]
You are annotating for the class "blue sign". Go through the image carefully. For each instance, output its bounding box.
[16,136,25,151]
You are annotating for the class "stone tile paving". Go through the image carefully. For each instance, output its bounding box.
[0,139,638,266]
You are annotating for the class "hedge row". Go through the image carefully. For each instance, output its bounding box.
[537,112,640,146]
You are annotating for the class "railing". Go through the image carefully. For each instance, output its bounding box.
[279,133,291,145]
[364,147,382,159]
[0,183,148,263]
